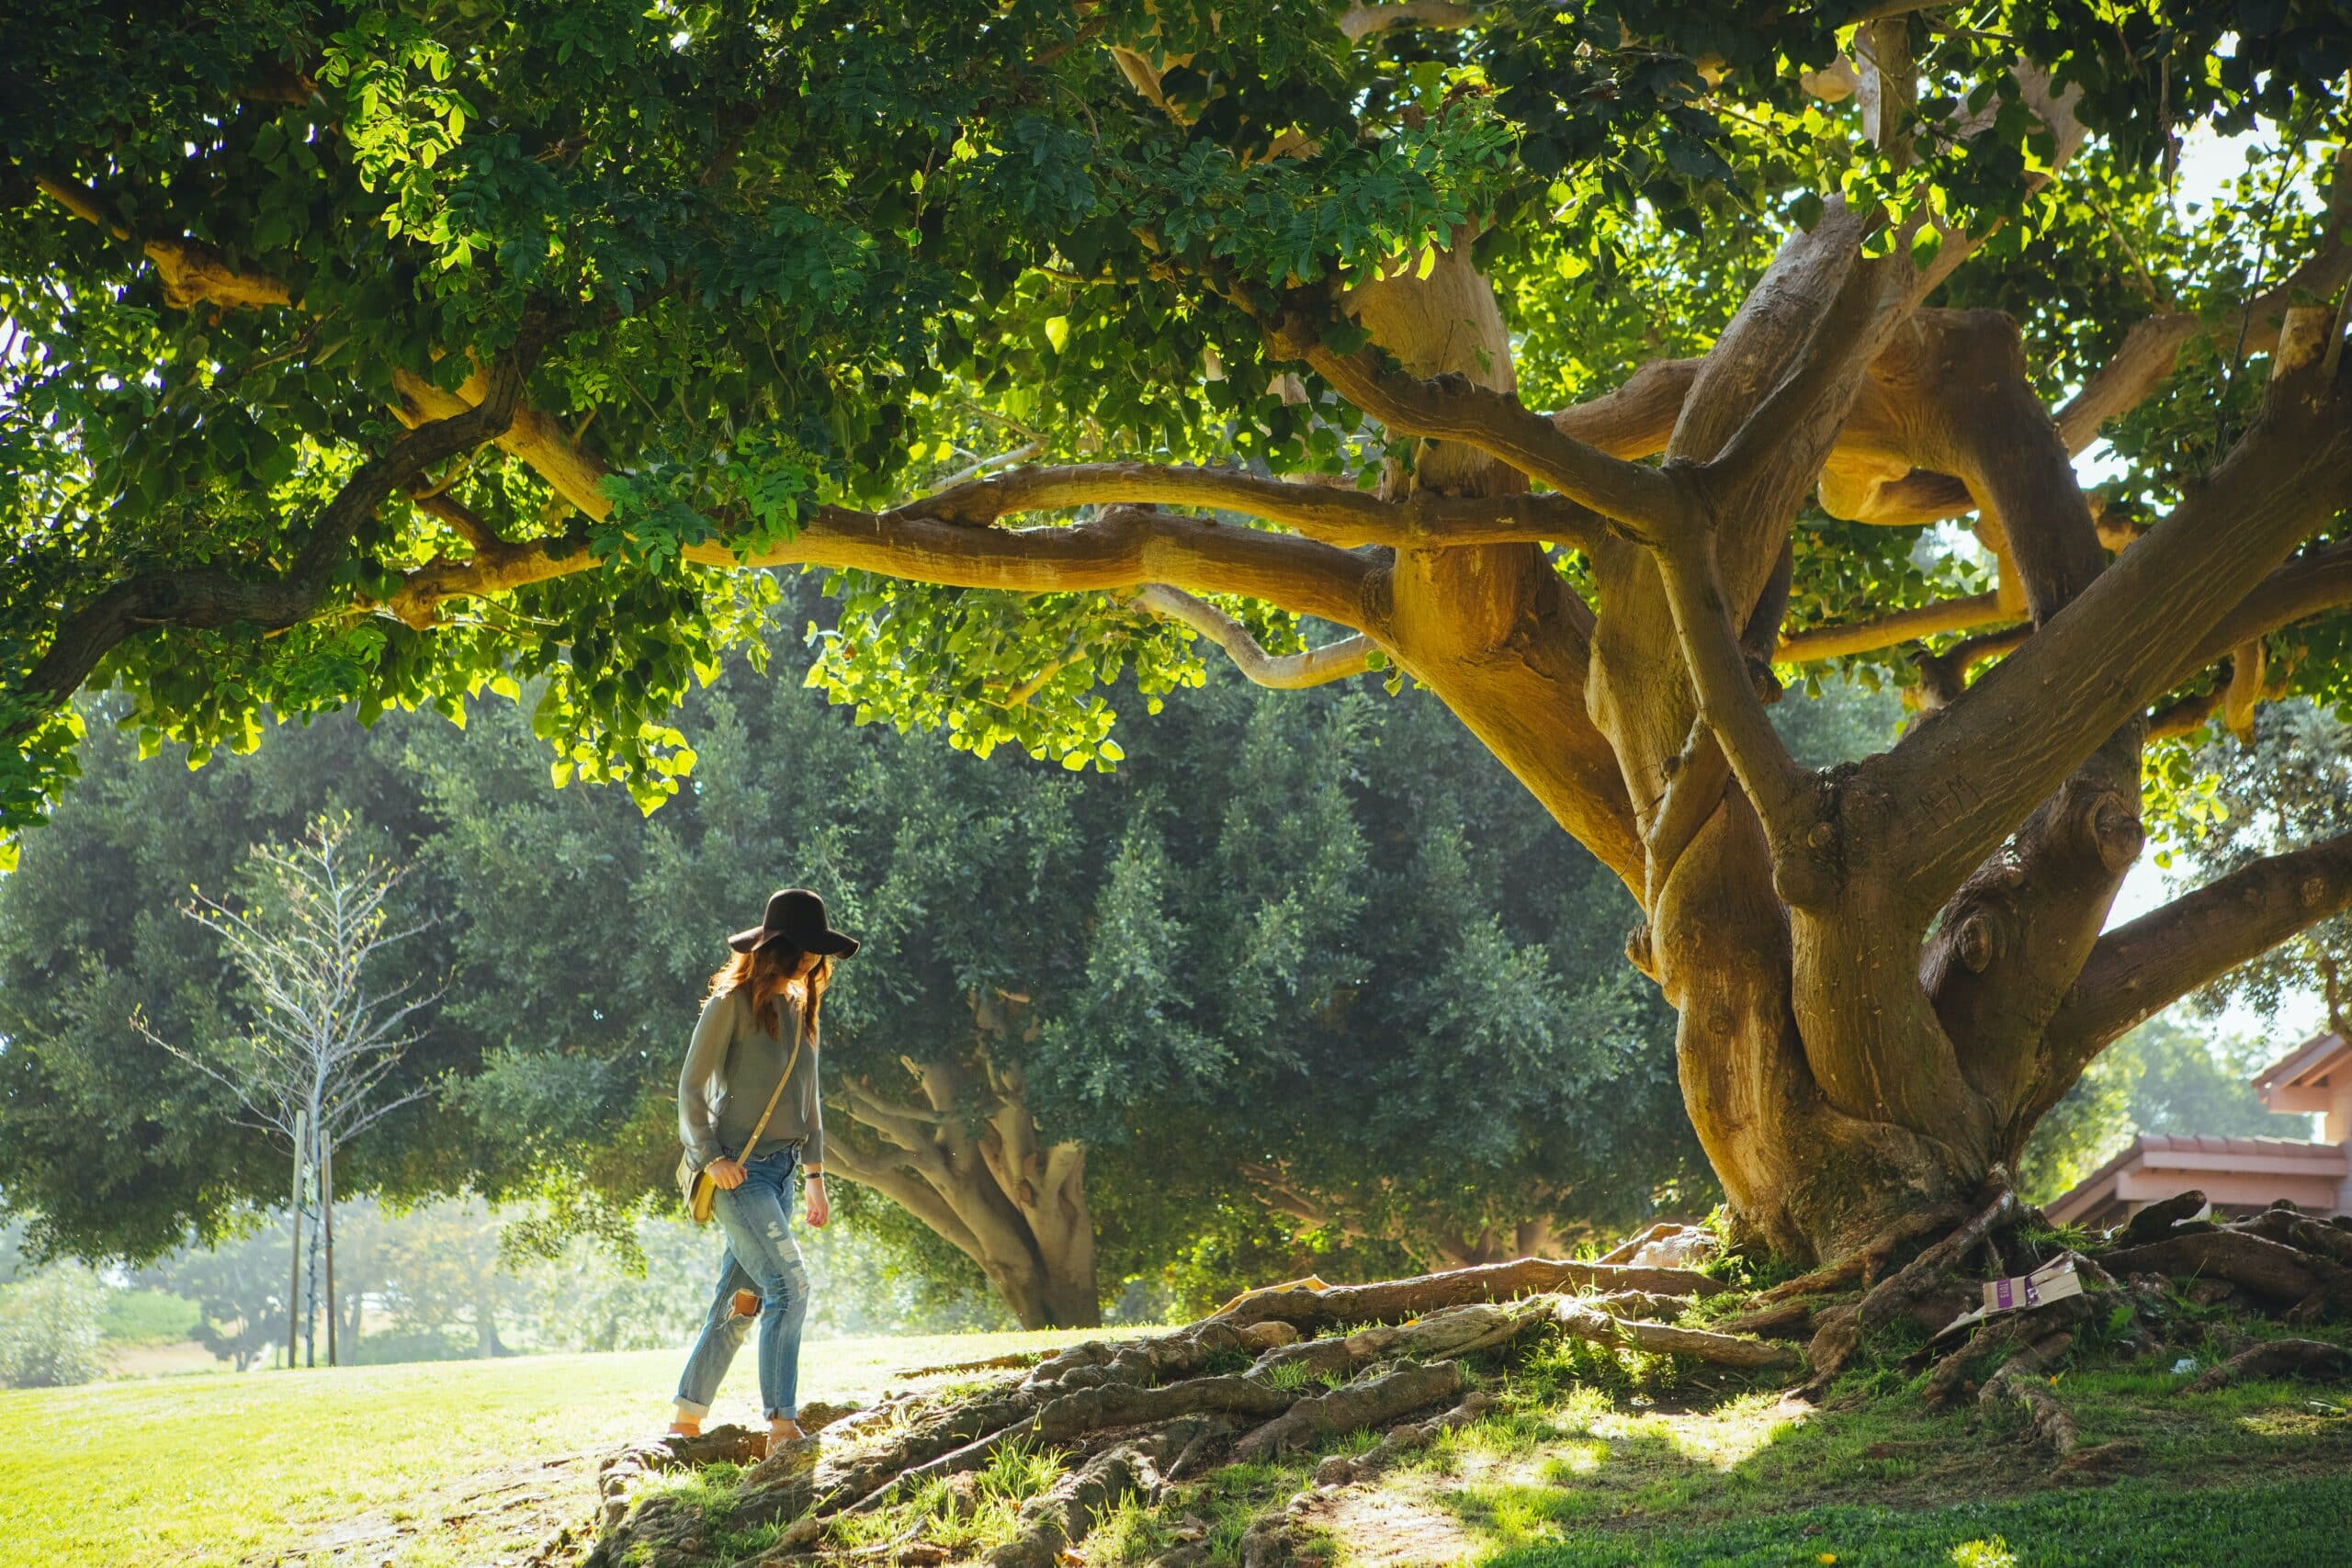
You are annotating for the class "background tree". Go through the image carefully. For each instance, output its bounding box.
[136,813,437,1363]
[6,1,2347,1266]
[132,1214,298,1371]
[0,701,477,1265]
[2149,701,2352,1030]
[0,1266,107,1389]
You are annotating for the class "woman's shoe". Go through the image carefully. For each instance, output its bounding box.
[765,1419,805,1454]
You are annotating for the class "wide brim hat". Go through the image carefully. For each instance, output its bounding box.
[729,887,861,957]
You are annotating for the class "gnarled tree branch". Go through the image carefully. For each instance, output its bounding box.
[1130,586,1377,688]
[1274,326,1693,540]
[1776,592,2011,663]
[1859,308,2352,919]
[2039,827,2352,1102]
[390,503,1374,634]
[914,461,1600,551]
[15,345,537,724]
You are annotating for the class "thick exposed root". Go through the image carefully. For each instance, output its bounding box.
[1804,1187,2017,1391]
[1581,1288,1698,1321]
[2183,1337,2352,1394]
[1248,1301,1541,1386]
[1710,1298,1816,1340]
[2233,1207,2352,1270]
[1920,1290,2095,1410]
[2102,1228,2350,1316]
[1754,1204,1964,1304]
[985,1432,1179,1568]
[1550,1297,1799,1370]
[1231,1359,1464,1462]
[823,1319,1303,1515]
[1216,1257,1722,1331]
[2117,1190,2210,1245]
[1310,1391,1495,1487]
[1978,1332,2082,1461]
[585,1437,819,1568]
[1922,1314,2033,1411]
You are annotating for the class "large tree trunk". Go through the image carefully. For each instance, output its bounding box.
[1329,216,2136,1265]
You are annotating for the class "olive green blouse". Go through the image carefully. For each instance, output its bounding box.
[677,986,825,1169]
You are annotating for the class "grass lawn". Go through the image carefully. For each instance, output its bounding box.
[0,1326,1125,1568]
[1476,1472,2352,1566]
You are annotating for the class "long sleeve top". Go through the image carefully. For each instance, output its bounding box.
[677,986,825,1170]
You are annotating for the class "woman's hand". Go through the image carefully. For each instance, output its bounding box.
[706,1157,748,1190]
[804,1174,831,1228]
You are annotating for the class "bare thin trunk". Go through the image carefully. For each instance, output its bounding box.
[287,1108,306,1371]
[322,1143,336,1368]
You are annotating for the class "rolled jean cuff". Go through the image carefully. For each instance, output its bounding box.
[673,1395,712,1419]
[767,1406,797,1422]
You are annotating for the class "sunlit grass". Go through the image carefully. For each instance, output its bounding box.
[0,1326,1122,1568]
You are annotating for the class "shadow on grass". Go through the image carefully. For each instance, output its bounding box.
[1474,1472,2352,1568]
[1397,1357,2352,1568]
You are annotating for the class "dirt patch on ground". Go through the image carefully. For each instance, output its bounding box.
[248,1449,601,1567]
[1294,1479,1486,1568]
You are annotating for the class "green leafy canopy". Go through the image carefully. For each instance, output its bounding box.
[1,1,2346,850]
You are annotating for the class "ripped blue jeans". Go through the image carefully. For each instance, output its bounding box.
[673,1146,809,1422]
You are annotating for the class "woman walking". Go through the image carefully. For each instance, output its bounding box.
[670,888,857,1452]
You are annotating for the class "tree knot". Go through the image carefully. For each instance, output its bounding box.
[1956,913,1998,974]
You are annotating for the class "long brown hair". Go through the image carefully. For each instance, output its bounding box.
[708,943,831,1045]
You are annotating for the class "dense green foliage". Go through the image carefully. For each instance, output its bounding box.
[2,2,2346,840]
[0,1265,107,1388]
[0,602,1703,1300]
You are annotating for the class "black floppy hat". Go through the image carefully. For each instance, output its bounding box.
[729,888,861,957]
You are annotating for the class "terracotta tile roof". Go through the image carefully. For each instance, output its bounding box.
[2252,1031,2349,1091]
[2047,1133,2349,1225]
[2131,1134,2350,1162]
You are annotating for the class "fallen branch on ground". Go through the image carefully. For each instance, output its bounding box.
[1216,1256,1723,1332]
[2184,1338,2352,1394]
[1550,1297,1800,1370]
